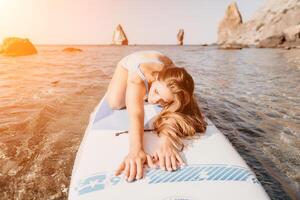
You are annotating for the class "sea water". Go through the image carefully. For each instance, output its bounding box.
[0,45,299,199]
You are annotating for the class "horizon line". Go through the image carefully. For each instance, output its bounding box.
[35,43,216,46]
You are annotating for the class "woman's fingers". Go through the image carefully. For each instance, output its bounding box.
[136,159,143,180]
[117,152,183,182]
[171,155,177,170]
[124,162,130,179]
[159,154,166,170]
[115,162,125,176]
[146,155,156,168]
[165,155,172,171]
[128,161,137,182]
[153,152,159,162]
[175,153,185,167]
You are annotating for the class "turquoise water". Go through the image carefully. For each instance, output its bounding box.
[0,45,299,199]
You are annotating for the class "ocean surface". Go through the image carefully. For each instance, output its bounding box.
[0,45,299,199]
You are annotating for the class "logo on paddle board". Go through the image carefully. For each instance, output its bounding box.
[75,164,260,196]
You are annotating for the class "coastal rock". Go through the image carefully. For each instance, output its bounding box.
[218,0,300,48]
[217,2,243,45]
[62,47,82,52]
[257,35,285,48]
[1,37,37,56]
[218,43,247,50]
[112,24,128,45]
[177,29,184,45]
[283,25,300,42]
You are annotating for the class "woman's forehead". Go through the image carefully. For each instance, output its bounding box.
[157,81,173,102]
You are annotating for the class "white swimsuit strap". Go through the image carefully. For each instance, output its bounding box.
[137,64,149,97]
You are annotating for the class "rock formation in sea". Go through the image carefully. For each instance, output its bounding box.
[177,29,184,45]
[62,47,82,52]
[0,37,37,56]
[218,0,300,48]
[112,24,128,45]
[217,2,244,49]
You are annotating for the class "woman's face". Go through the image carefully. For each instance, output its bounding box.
[148,81,174,106]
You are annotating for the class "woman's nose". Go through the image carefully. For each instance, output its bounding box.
[153,97,162,104]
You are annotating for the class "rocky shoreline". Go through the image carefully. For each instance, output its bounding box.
[218,0,300,49]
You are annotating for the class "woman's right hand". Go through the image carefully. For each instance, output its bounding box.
[152,135,185,171]
[115,148,155,182]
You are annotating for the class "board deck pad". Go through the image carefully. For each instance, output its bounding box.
[69,97,270,200]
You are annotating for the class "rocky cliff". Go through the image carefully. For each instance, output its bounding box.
[218,0,300,48]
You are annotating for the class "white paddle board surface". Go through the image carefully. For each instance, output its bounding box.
[68,96,270,200]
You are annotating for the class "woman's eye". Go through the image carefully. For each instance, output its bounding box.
[159,100,166,106]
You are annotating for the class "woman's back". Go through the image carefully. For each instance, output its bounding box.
[118,50,172,73]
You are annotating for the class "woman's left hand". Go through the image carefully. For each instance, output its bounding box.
[152,135,185,171]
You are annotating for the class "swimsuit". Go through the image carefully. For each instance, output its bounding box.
[118,50,165,97]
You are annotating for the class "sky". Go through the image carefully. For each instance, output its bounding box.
[0,0,264,45]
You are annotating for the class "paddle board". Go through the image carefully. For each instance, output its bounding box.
[68,95,270,200]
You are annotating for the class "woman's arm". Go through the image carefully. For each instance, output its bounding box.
[115,73,154,181]
[126,77,146,150]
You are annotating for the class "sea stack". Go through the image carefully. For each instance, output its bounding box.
[217,2,244,49]
[177,29,184,45]
[0,37,37,56]
[112,24,128,45]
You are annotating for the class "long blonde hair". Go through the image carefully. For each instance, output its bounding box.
[153,67,207,151]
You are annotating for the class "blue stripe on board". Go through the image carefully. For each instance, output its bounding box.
[150,167,194,184]
[241,173,253,181]
[207,166,229,180]
[185,167,208,181]
[213,167,233,180]
[226,168,245,181]
[152,169,181,184]
[149,170,169,184]
[220,168,240,181]
[198,166,221,181]
[75,164,258,196]
[234,171,248,181]
[169,167,199,183]
[177,167,203,182]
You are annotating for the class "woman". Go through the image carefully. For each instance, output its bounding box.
[104,50,207,182]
